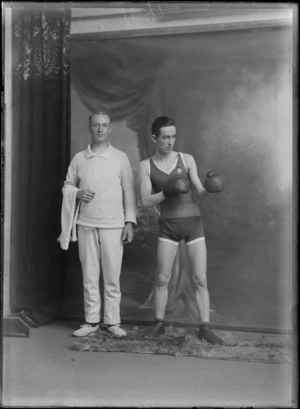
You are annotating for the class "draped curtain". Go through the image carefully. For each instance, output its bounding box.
[71,30,292,329]
[71,40,165,158]
[10,5,71,325]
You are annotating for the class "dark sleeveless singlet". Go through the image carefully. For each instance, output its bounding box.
[150,153,201,219]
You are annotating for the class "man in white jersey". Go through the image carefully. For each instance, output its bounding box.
[139,116,227,345]
[62,111,136,337]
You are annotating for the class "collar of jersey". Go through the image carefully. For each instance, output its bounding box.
[151,154,179,175]
[84,143,113,159]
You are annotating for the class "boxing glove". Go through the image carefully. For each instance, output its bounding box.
[204,172,224,193]
[163,175,190,197]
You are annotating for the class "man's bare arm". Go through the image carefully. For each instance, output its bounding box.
[139,160,166,208]
[185,154,210,201]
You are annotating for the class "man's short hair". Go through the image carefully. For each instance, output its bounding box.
[89,110,111,124]
[151,116,176,137]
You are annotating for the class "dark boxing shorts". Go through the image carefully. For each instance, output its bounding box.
[158,216,205,246]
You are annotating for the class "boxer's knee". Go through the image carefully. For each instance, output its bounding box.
[156,270,171,287]
[193,274,207,290]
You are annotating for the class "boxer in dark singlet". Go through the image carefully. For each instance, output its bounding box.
[139,116,227,345]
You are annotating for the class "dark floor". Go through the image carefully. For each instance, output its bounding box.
[2,321,295,408]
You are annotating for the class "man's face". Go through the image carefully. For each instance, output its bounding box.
[89,114,111,145]
[154,125,176,154]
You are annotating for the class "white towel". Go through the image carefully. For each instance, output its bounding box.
[57,187,80,250]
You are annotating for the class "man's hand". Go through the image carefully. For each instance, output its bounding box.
[163,176,190,197]
[204,172,224,193]
[122,222,134,244]
[76,189,95,202]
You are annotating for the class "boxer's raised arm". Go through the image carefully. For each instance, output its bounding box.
[139,160,166,208]
[185,154,209,201]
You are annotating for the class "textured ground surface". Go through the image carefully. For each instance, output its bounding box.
[2,321,295,407]
[71,325,291,364]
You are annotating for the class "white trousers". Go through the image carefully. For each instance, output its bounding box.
[77,225,124,325]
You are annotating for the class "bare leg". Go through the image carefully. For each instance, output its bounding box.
[186,239,209,324]
[145,240,178,338]
[187,239,228,345]
[155,240,179,319]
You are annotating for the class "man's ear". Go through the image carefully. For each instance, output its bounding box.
[151,134,157,143]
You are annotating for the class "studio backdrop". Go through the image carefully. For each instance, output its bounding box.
[65,27,294,331]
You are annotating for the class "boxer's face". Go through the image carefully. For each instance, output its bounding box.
[154,125,176,154]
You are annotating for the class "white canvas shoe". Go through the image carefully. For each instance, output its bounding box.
[106,324,126,337]
[72,324,99,337]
